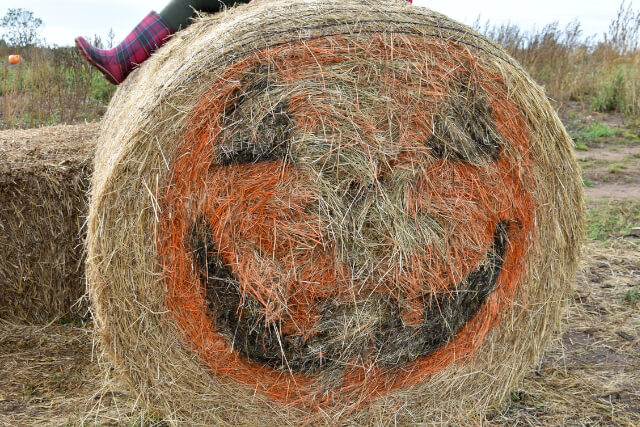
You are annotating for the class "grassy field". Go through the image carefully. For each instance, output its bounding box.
[0,44,115,129]
[0,3,639,426]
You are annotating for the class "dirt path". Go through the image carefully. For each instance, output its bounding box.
[575,145,640,162]
[575,144,640,200]
[562,102,640,201]
[584,182,640,200]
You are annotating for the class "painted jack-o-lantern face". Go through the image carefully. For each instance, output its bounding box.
[159,34,535,409]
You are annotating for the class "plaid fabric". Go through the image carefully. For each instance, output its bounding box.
[75,11,173,84]
[78,4,419,84]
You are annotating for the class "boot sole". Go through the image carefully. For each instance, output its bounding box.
[75,38,120,85]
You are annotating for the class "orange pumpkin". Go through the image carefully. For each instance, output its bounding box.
[157,34,536,410]
[8,55,21,65]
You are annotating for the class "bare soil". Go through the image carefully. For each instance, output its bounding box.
[576,145,640,199]
[584,182,640,200]
[563,102,640,201]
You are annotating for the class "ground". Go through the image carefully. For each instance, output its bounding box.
[0,105,639,426]
[489,244,640,425]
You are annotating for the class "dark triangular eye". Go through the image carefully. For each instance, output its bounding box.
[217,70,294,165]
[427,74,502,163]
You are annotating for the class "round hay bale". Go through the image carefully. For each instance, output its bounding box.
[87,0,584,424]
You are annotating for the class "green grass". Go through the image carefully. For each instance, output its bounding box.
[578,158,599,170]
[570,122,619,148]
[624,287,640,304]
[593,66,628,114]
[591,63,640,117]
[607,163,629,173]
[586,199,640,240]
[585,122,617,139]
[90,73,116,104]
[574,140,589,151]
[24,384,39,398]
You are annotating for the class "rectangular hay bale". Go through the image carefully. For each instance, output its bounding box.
[0,123,97,322]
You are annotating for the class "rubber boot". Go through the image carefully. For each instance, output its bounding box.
[75,11,174,85]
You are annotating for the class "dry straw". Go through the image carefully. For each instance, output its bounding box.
[87,0,584,424]
[0,123,97,322]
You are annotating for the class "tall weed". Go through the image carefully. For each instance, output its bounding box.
[4,3,640,128]
[0,43,115,128]
[476,1,640,118]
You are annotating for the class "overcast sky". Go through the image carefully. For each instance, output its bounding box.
[0,0,631,47]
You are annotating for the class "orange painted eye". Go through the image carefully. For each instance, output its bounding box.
[157,34,536,409]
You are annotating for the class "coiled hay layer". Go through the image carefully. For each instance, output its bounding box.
[87,0,583,424]
[0,124,96,323]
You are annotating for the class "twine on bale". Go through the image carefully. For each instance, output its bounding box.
[87,0,584,424]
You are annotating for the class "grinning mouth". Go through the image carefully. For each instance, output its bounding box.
[185,64,513,373]
[188,63,511,373]
[188,221,508,373]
